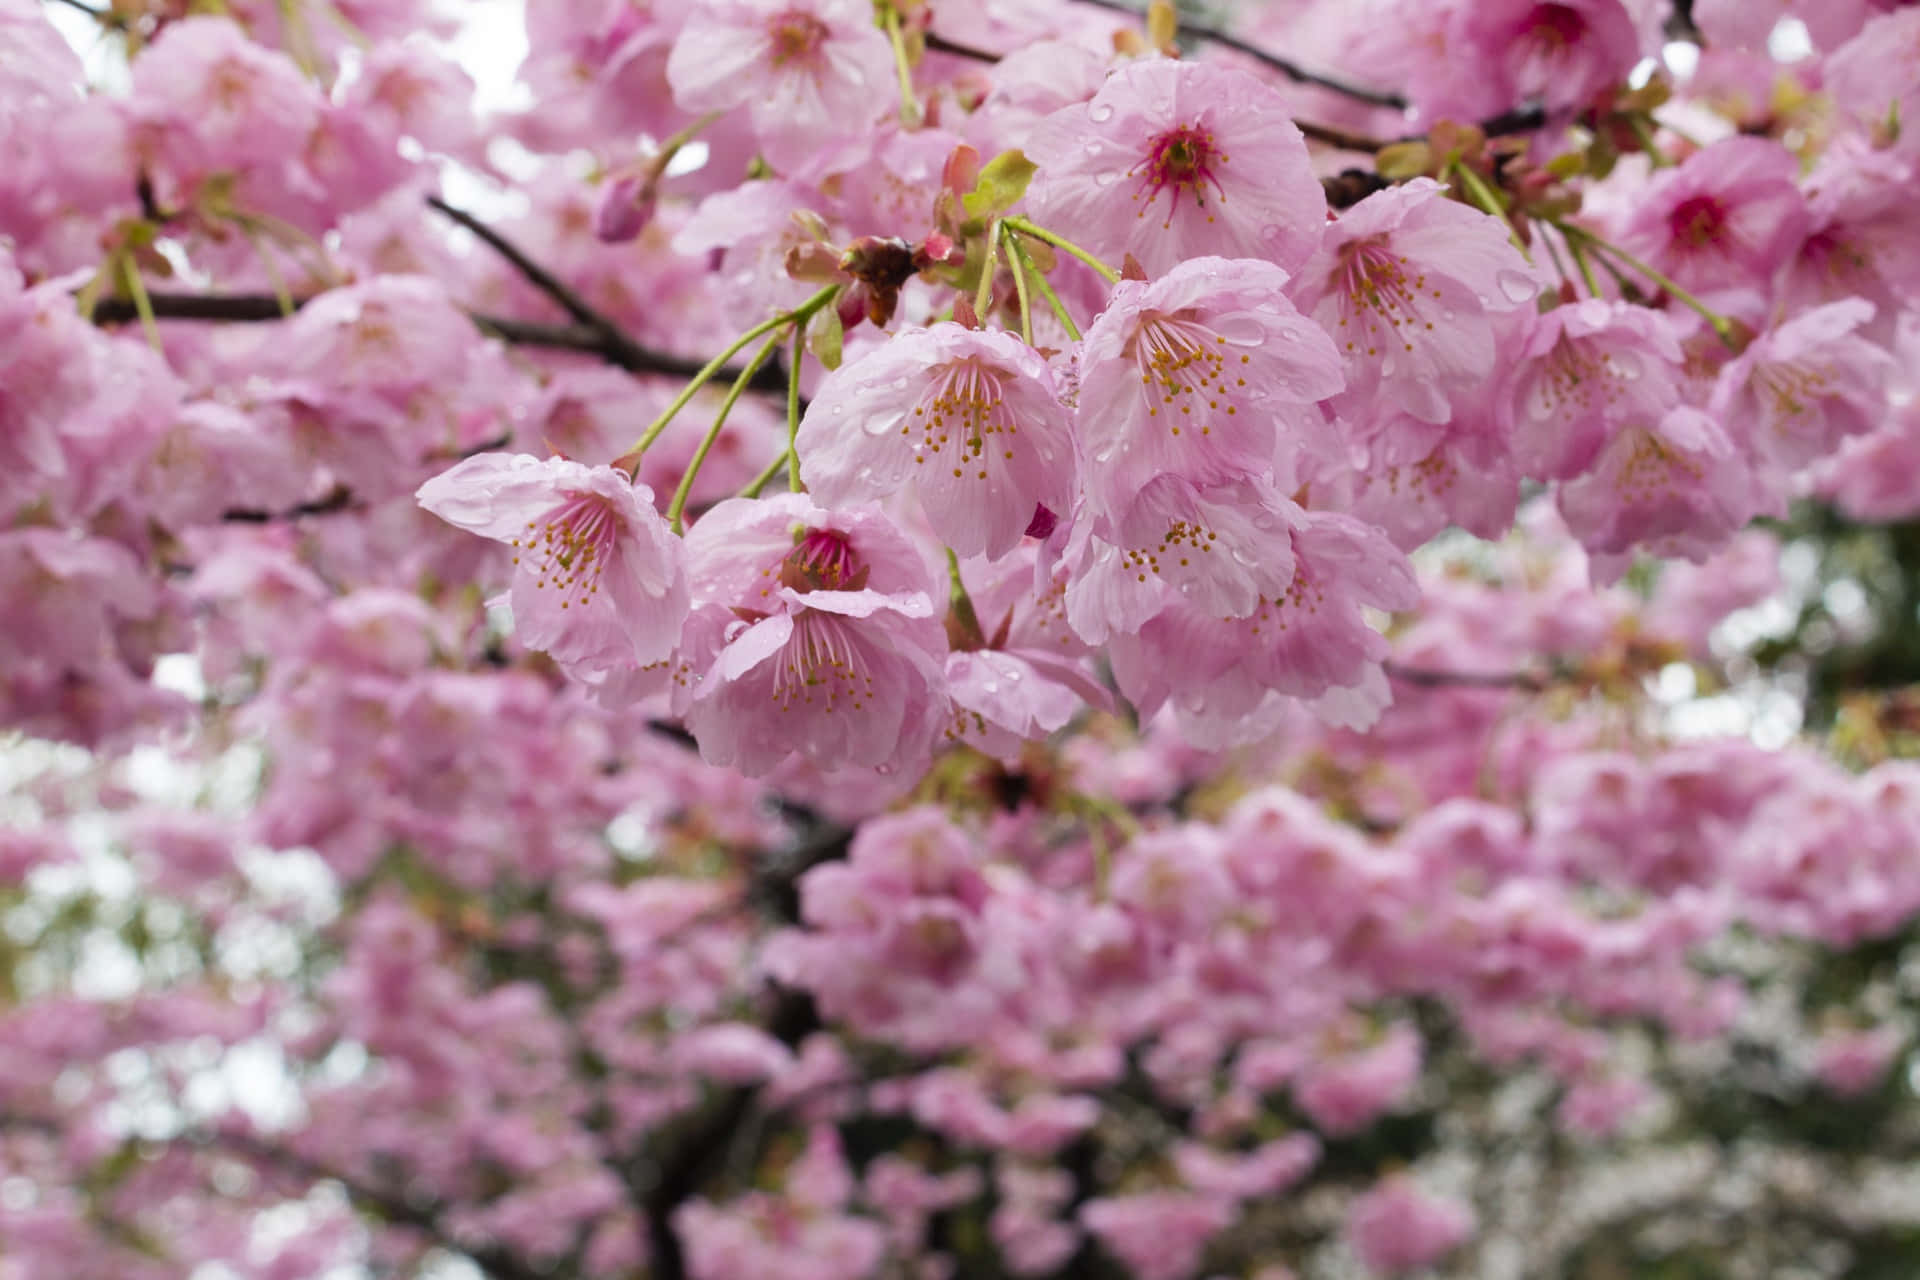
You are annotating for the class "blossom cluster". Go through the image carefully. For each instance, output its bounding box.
[5,0,1920,1278]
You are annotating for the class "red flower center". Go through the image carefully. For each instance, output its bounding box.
[1132,124,1228,229]
[1527,4,1588,50]
[1668,195,1728,250]
[781,527,869,593]
[766,10,829,66]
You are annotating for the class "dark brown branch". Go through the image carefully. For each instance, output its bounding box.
[89,290,789,391]
[1297,120,1391,154]
[923,31,1000,62]
[426,194,613,334]
[1073,0,1408,110]
[1384,661,1551,692]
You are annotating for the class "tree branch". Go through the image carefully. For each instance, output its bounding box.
[1384,661,1551,692]
[88,290,790,392]
[1072,0,1408,109]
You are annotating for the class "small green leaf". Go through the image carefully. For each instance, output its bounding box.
[963,150,1038,221]
[1374,141,1432,180]
[808,305,844,371]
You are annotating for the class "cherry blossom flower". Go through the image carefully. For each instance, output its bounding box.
[1453,0,1651,113]
[1073,256,1346,513]
[1504,299,1689,481]
[798,324,1074,559]
[679,495,946,776]
[1290,178,1536,426]
[1556,407,1755,579]
[1710,299,1892,476]
[416,452,690,676]
[1826,8,1920,156]
[1615,136,1812,300]
[1345,1176,1475,1275]
[665,0,893,175]
[1025,58,1328,276]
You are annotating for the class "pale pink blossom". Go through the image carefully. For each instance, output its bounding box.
[680,496,946,776]
[1074,256,1346,513]
[798,324,1074,559]
[1025,58,1327,277]
[416,452,690,676]
[1453,0,1650,113]
[1345,1177,1475,1275]
[1711,299,1892,476]
[1080,1193,1234,1280]
[1291,178,1536,426]
[665,0,893,175]
[1504,299,1689,481]
[1826,9,1920,156]
[1557,407,1755,580]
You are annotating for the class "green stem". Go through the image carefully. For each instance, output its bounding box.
[741,448,791,499]
[1539,226,1576,297]
[1006,228,1035,344]
[973,217,1003,324]
[882,5,922,127]
[1564,224,1738,346]
[1560,228,1601,297]
[1010,238,1080,341]
[947,548,985,648]
[668,330,785,532]
[1626,114,1669,169]
[628,285,838,466]
[119,255,162,352]
[1451,161,1528,258]
[1004,217,1120,284]
[786,320,806,493]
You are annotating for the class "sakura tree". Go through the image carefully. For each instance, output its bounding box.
[6,0,1920,1277]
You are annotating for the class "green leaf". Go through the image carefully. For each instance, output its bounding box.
[808,305,844,371]
[962,150,1037,221]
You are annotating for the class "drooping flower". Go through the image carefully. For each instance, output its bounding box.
[1105,506,1420,736]
[797,324,1075,560]
[665,0,893,175]
[1073,256,1346,514]
[1503,299,1688,481]
[1025,58,1328,277]
[416,452,689,677]
[1061,476,1304,645]
[1289,178,1536,426]
[1710,299,1892,476]
[1556,407,1755,581]
[679,495,947,776]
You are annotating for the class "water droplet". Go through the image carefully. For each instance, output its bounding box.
[1497,269,1538,305]
[1088,102,1116,123]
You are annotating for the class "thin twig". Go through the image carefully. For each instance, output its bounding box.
[425,194,610,333]
[1384,661,1550,692]
[1072,0,1408,109]
[87,290,790,392]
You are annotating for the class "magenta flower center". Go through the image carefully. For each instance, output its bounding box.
[1127,311,1249,436]
[509,492,621,609]
[1668,195,1728,250]
[766,10,829,66]
[770,611,874,712]
[1132,124,1228,228]
[1525,4,1588,51]
[907,358,1020,480]
[781,527,869,593]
